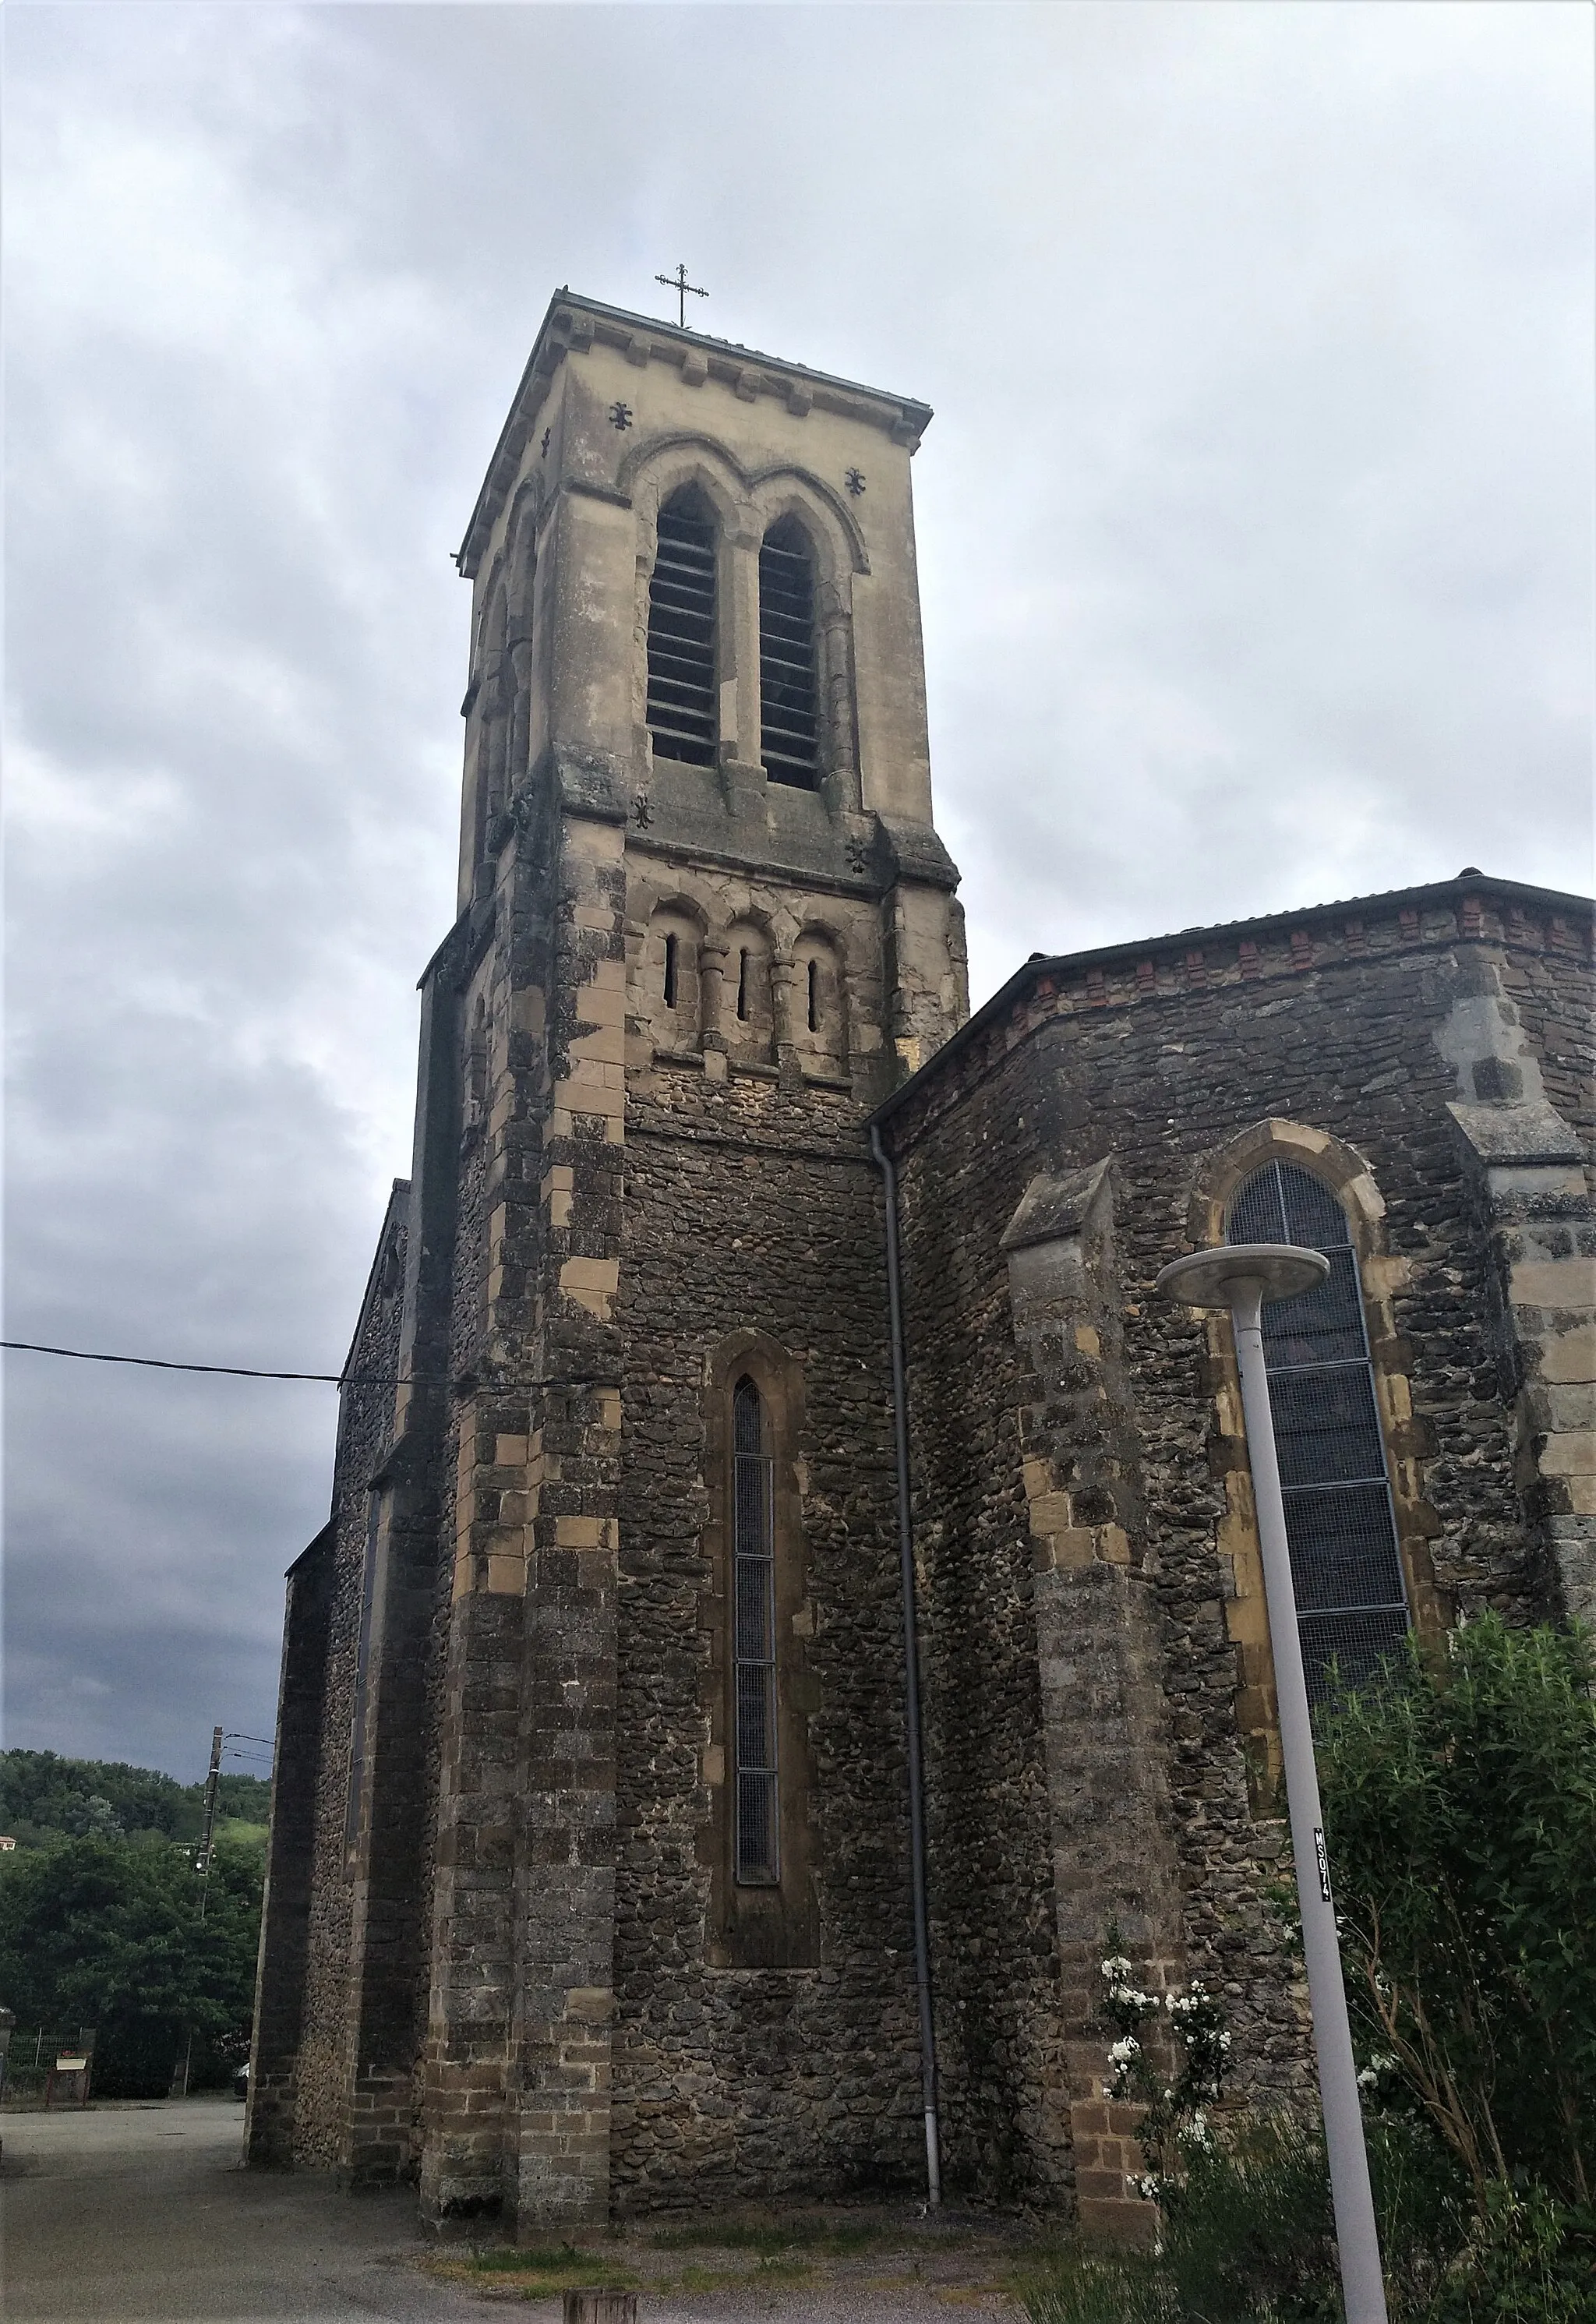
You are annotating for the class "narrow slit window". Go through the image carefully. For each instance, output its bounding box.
[1227,1161,1409,1708]
[646,491,718,768]
[663,931,679,1009]
[736,948,749,1021]
[732,1379,779,1884]
[806,958,820,1033]
[758,518,819,788]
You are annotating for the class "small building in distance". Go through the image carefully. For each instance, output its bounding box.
[247,288,1594,2245]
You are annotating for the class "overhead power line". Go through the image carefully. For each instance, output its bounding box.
[0,1340,617,1393]
[2,1337,370,1383]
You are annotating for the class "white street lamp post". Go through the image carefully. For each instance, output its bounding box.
[1156,1242,1389,2324]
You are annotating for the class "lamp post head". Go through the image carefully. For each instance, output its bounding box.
[1156,1241,1330,1312]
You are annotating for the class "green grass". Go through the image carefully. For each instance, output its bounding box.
[1018,2252,1171,2324]
[454,2241,639,2296]
[668,2255,815,2291]
[649,2216,885,2257]
[214,1817,269,1855]
[468,2244,598,2273]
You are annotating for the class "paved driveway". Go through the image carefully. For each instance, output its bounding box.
[0,2099,1026,2323]
[0,2100,484,2323]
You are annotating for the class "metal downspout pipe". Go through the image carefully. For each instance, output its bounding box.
[869,1121,942,2209]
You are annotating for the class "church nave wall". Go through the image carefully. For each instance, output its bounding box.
[609,1064,923,2206]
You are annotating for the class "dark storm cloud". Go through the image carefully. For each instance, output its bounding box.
[3,3,1590,1778]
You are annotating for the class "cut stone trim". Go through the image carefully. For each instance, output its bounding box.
[1185,1120,1445,1805]
[1437,950,1594,1624]
[1001,1157,1182,2245]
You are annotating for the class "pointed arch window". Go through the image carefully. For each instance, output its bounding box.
[1227,1161,1408,1708]
[646,489,718,767]
[758,517,819,787]
[732,1378,779,1884]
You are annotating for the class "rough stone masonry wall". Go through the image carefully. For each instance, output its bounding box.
[891,1096,1082,2209]
[268,1203,408,2168]
[611,1056,925,2206]
[888,895,1592,2214]
[248,1524,333,2168]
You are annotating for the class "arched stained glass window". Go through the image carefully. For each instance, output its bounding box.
[646,489,718,767]
[732,1378,779,1884]
[758,517,819,788]
[1228,1161,1408,1708]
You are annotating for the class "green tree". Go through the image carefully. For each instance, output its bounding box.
[0,1835,262,2096]
[0,1750,200,1846]
[1317,1615,1596,2207]
[0,1751,272,1852]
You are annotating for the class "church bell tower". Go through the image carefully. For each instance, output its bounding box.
[453,287,966,1079]
[252,290,968,2234]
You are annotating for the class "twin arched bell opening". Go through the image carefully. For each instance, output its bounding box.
[645,490,821,789]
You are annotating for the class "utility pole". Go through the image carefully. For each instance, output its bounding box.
[171,1725,225,2101]
[196,1725,224,1922]
[1157,1242,1389,2324]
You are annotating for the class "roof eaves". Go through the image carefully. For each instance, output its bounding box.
[337,1179,411,1386]
[867,868,1594,1133]
[286,1519,336,1580]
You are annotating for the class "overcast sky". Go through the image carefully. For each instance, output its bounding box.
[4,2,1591,1783]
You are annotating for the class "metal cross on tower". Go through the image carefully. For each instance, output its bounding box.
[654,262,708,328]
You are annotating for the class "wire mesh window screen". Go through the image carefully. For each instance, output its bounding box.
[646,492,718,767]
[1268,1365,1387,1489]
[758,520,819,787]
[1298,1607,1409,1704]
[731,1379,779,1883]
[1228,1160,1409,1708]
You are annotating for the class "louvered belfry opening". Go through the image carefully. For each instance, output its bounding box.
[1227,1161,1410,1708]
[758,517,820,787]
[646,489,718,767]
[732,1377,779,1884]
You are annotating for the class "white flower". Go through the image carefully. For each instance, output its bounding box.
[1109,2036,1140,2064]
[1132,2174,1163,2200]
[1101,1955,1132,1982]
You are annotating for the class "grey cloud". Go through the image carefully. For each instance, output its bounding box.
[3,2,1589,1776]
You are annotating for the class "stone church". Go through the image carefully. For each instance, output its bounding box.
[247,289,1594,2244]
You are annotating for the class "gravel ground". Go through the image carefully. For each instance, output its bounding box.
[0,2099,1036,2323]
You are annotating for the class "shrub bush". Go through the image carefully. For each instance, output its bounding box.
[1316,1613,1595,2209]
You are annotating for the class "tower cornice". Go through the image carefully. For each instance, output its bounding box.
[456,288,934,580]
